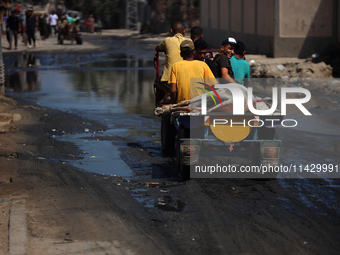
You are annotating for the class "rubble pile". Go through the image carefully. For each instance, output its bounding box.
[250,59,333,78]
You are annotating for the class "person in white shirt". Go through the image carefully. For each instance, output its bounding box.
[48,9,58,37]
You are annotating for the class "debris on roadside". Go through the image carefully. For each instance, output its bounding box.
[22,105,46,110]
[95,174,185,211]
[0,113,13,133]
[155,196,185,212]
[160,189,170,193]
[230,186,239,194]
[250,59,332,78]
[146,182,159,187]
[156,195,172,206]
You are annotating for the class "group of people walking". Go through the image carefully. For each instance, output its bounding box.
[5,9,96,50]
[155,22,251,104]
[6,8,61,49]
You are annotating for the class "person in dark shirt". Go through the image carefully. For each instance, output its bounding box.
[6,11,21,50]
[190,26,203,42]
[194,39,218,77]
[25,9,38,48]
[214,37,238,83]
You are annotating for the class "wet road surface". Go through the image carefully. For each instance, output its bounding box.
[4,43,340,254]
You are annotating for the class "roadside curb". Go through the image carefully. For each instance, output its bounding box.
[9,199,27,255]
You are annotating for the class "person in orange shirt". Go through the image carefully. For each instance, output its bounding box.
[169,40,216,104]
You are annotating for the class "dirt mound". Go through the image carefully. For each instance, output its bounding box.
[250,59,333,78]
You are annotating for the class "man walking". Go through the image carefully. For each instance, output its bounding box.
[25,9,38,48]
[48,10,58,38]
[6,11,21,50]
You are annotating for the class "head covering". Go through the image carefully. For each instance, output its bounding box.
[221,37,238,46]
[180,40,195,51]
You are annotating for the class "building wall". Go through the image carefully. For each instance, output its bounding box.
[201,0,275,56]
[280,0,332,38]
[275,0,335,57]
[200,0,339,57]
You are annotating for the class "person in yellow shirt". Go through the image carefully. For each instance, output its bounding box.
[169,40,216,104]
[155,22,190,91]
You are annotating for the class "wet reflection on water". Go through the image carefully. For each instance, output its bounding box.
[5,53,41,92]
[4,53,340,178]
[5,52,157,116]
[4,52,159,177]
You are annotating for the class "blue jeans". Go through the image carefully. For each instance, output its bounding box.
[8,29,18,48]
[50,25,57,37]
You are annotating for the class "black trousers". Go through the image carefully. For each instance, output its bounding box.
[27,30,35,45]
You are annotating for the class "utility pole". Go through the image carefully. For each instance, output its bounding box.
[126,0,139,30]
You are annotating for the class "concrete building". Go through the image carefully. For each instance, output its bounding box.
[200,0,339,58]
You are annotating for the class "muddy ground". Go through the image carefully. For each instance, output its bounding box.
[1,95,339,255]
[0,31,340,255]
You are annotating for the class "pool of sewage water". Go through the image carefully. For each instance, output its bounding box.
[4,51,340,211]
[4,52,340,180]
[4,51,160,178]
